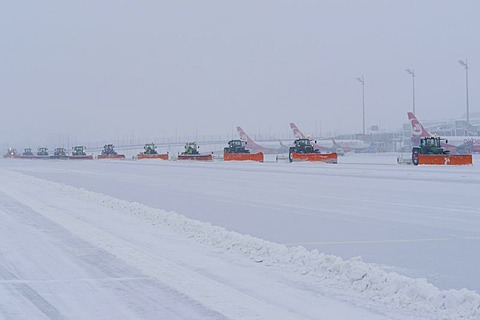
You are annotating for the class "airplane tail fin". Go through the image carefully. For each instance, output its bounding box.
[290,123,306,139]
[408,112,431,142]
[236,127,262,148]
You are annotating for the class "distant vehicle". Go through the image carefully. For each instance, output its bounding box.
[288,138,337,163]
[97,144,126,159]
[70,146,93,160]
[408,112,478,153]
[3,148,19,159]
[223,139,263,162]
[36,147,49,158]
[177,142,213,161]
[51,147,69,159]
[137,143,168,160]
[237,127,289,154]
[22,148,34,158]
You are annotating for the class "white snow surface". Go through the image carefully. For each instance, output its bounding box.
[1,154,480,319]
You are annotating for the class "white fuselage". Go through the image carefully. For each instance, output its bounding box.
[439,136,480,147]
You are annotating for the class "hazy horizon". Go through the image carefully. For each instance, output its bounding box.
[1,1,479,147]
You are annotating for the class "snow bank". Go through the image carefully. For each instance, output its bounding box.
[8,170,480,320]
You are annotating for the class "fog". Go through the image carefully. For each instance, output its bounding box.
[1,0,479,147]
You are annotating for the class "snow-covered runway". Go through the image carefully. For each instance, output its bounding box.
[0,187,225,319]
[1,154,479,319]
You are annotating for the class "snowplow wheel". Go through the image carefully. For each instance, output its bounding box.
[288,151,293,163]
[412,149,419,166]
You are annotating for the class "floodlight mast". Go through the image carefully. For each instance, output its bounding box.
[356,75,365,135]
[458,59,470,125]
[405,68,416,116]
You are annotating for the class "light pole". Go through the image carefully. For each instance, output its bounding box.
[458,59,470,125]
[405,69,416,115]
[356,75,365,135]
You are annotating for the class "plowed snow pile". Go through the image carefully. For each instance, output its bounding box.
[2,169,479,319]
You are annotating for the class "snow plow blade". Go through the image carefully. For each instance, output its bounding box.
[178,154,213,161]
[137,153,169,160]
[68,155,94,160]
[417,154,472,166]
[223,151,264,162]
[97,155,126,160]
[289,152,337,163]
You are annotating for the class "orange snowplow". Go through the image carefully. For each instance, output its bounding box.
[289,138,338,163]
[412,136,472,166]
[97,144,126,159]
[137,143,168,160]
[178,142,213,161]
[223,140,264,162]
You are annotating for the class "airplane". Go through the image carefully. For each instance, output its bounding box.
[236,127,290,154]
[407,112,478,153]
[289,123,371,153]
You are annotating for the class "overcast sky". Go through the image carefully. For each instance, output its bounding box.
[1,0,479,147]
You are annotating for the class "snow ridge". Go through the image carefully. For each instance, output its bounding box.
[9,171,480,320]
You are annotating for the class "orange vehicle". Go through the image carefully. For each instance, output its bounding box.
[137,143,169,160]
[223,140,263,162]
[412,137,472,166]
[177,142,213,161]
[289,138,337,163]
[97,144,126,159]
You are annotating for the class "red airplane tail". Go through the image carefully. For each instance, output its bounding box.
[290,123,306,139]
[408,112,431,143]
[236,127,263,149]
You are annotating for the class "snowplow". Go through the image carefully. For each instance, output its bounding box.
[69,146,93,160]
[137,143,168,160]
[21,148,35,159]
[412,136,472,166]
[178,142,213,161]
[97,144,126,159]
[50,147,69,159]
[35,147,50,159]
[289,138,338,163]
[3,148,19,159]
[223,140,264,162]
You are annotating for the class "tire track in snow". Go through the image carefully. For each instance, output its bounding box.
[0,179,308,320]
[0,250,66,320]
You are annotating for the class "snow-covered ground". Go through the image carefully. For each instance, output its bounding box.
[1,153,479,319]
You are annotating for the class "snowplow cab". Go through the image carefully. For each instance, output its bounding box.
[291,138,316,154]
[72,146,87,156]
[37,147,49,156]
[7,148,17,156]
[23,148,34,156]
[224,140,250,154]
[143,143,158,155]
[183,142,200,155]
[417,137,449,155]
[102,144,118,156]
